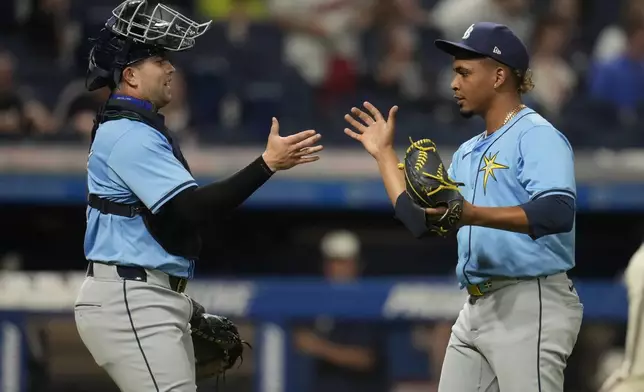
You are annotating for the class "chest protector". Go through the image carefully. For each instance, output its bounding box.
[88,98,202,261]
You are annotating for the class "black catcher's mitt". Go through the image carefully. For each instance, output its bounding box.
[189,298,251,382]
[398,138,464,237]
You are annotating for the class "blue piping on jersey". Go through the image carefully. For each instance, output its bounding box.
[462,111,537,286]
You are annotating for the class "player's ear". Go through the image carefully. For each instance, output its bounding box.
[121,66,138,88]
[493,66,507,90]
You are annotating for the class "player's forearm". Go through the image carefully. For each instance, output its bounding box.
[315,342,375,371]
[468,195,575,238]
[375,148,406,206]
[467,205,531,234]
[167,155,274,224]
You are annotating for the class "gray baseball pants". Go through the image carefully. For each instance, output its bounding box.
[74,262,196,392]
[438,272,584,392]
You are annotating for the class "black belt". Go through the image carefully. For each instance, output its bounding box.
[86,261,188,293]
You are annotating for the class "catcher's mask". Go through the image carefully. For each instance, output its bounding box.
[86,0,211,91]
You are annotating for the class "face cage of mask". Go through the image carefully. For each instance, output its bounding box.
[109,0,211,52]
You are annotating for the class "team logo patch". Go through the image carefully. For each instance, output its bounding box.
[479,152,509,194]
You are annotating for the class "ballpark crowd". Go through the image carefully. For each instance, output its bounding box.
[2,0,644,148]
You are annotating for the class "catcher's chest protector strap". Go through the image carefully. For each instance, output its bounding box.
[88,193,143,217]
[88,98,202,260]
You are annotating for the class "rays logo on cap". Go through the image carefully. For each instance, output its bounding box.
[462,24,475,39]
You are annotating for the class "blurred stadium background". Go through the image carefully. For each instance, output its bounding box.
[1,0,643,391]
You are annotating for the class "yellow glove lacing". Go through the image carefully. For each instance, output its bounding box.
[398,138,461,200]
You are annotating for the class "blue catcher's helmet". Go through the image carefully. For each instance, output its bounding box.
[86,0,212,91]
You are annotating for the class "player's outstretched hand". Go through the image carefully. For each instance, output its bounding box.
[344,101,398,159]
[262,117,323,171]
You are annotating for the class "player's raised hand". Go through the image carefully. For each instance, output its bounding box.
[344,102,398,159]
[262,117,323,171]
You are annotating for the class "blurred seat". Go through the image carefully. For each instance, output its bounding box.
[231,23,286,141]
[417,26,450,73]
[184,57,231,142]
[557,97,634,149]
[278,65,315,132]
[180,22,234,141]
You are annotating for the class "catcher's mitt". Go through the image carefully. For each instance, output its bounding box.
[398,138,464,237]
[189,298,251,382]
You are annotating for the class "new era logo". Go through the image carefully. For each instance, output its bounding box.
[493,46,502,55]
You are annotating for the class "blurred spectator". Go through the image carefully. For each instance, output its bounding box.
[426,324,451,392]
[589,15,644,111]
[0,50,57,139]
[1,0,643,148]
[406,321,452,392]
[593,0,644,63]
[196,0,269,46]
[528,16,577,119]
[267,0,367,105]
[431,0,534,43]
[549,0,581,26]
[21,0,81,68]
[318,229,362,282]
[196,0,268,21]
[54,79,110,143]
[25,323,51,392]
[0,251,23,271]
[361,0,425,102]
[547,0,585,60]
[0,0,22,34]
[294,230,389,392]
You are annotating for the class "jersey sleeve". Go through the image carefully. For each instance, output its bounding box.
[517,126,576,200]
[108,124,198,214]
[446,149,460,182]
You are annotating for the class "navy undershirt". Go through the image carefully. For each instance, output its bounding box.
[520,193,575,239]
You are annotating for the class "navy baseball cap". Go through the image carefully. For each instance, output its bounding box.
[435,22,530,73]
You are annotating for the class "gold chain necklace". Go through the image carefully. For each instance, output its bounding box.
[502,103,527,126]
[485,104,526,137]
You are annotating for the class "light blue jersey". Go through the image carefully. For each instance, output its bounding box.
[84,117,198,278]
[447,107,576,287]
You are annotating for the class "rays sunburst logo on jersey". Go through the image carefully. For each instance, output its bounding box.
[479,152,509,194]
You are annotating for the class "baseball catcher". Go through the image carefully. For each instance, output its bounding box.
[74,1,321,391]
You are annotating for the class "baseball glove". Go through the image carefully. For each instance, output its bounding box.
[398,138,464,237]
[189,298,251,382]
